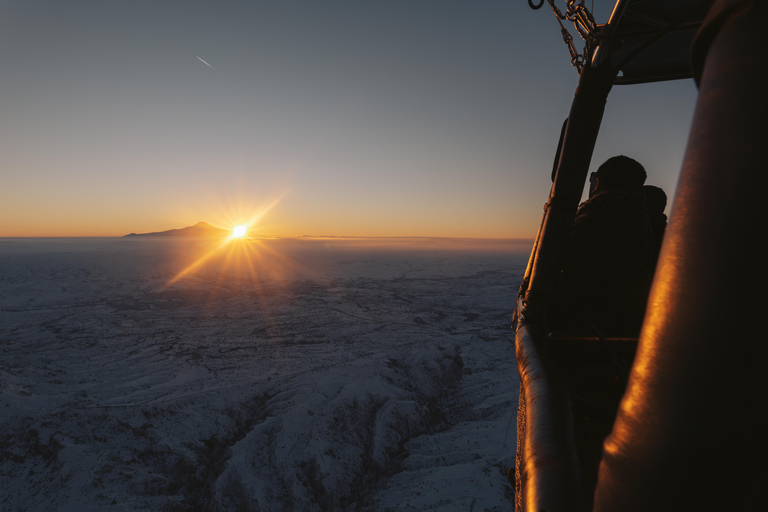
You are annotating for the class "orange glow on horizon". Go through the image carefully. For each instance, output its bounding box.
[165,195,295,286]
[0,190,532,239]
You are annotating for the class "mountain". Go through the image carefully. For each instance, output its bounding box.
[124,222,230,238]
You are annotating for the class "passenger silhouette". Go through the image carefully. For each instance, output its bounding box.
[641,185,668,269]
[555,156,654,333]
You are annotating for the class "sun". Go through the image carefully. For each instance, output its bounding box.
[232,225,247,238]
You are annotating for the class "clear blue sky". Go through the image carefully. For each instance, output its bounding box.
[0,0,698,237]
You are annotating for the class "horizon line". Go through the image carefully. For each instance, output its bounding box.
[0,234,535,241]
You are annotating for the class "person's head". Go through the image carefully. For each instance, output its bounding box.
[589,156,647,197]
[642,185,667,215]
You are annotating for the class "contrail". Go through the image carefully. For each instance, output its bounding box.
[196,56,216,70]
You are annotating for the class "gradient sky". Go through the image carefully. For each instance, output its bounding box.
[0,0,698,238]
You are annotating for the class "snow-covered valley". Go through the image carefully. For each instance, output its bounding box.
[0,237,529,511]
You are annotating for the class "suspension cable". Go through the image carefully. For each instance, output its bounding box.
[530,0,599,74]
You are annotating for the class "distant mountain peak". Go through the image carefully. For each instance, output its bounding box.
[124,222,230,238]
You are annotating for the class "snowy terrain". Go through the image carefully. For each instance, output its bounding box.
[0,237,529,511]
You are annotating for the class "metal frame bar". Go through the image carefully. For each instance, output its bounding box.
[521,62,618,320]
[515,61,618,511]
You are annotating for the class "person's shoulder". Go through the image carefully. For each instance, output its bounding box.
[592,191,647,213]
[577,191,643,217]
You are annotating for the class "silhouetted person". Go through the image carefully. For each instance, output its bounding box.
[555,156,654,333]
[641,185,668,269]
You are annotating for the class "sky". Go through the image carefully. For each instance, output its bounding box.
[0,0,699,238]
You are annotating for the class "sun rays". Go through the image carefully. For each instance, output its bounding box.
[165,195,286,286]
[159,194,325,323]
